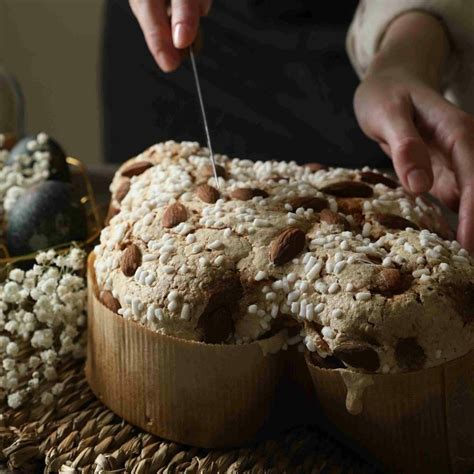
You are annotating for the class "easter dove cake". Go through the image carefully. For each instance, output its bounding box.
[93,140,474,375]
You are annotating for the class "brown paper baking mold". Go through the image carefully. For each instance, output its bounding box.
[305,350,474,474]
[86,252,474,471]
[86,253,289,448]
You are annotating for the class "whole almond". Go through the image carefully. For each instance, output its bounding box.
[196,184,220,203]
[115,179,130,203]
[319,209,350,230]
[121,160,153,178]
[120,244,142,277]
[289,196,327,212]
[373,213,419,231]
[305,162,327,172]
[359,171,398,189]
[100,290,121,313]
[419,212,453,240]
[162,202,187,228]
[201,164,227,180]
[230,188,269,201]
[371,268,411,296]
[269,227,306,265]
[320,180,373,198]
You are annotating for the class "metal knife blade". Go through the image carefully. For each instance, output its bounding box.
[189,44,220,189]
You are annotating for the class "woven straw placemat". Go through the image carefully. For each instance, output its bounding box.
[0,356,378,473]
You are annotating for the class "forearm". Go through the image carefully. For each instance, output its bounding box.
[366,11,450,89]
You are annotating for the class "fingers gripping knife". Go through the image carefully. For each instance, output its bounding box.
[188,44,220,189]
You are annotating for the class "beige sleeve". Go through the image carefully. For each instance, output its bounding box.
[347,0,474,113]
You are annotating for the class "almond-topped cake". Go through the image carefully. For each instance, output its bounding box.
[93,141,474,373]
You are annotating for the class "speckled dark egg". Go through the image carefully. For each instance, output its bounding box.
[6,181,87,256]
[8,134,70,181]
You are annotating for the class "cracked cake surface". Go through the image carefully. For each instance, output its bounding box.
[93,141,474,374]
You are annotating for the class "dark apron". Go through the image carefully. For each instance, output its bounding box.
[102,0,386,169]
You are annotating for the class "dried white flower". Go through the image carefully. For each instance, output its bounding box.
[0,247,87,409]
[40,391,54,406]
[7,392,23,409]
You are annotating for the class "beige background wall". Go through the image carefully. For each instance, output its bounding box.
[1,0,105,165]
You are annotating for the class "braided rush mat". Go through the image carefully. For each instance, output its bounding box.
[0,356,378,473]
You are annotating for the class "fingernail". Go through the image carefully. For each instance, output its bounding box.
[407,169,431,194]
[173,23,190,49]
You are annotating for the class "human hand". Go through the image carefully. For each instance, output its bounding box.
[354,12,474,251]
[129,0,212,72]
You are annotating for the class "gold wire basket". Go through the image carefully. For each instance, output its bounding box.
[0,157,102,266]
